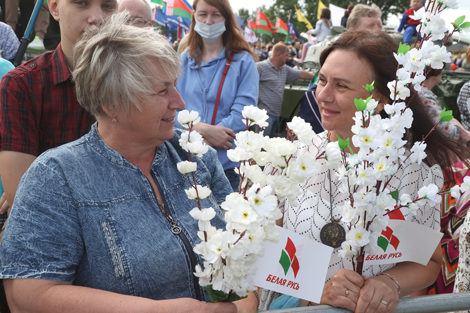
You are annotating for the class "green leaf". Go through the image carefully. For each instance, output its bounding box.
[206,285,247,303]
[348,146,354,155]
[364,81,375,93]
[365,94,374,104]
[460,22,470,29]
[397,42,410,55]
[439,108,454,122]
[354,98,367,111]
[453,15,466,27]
[337,135,350,151]
[389,190,399,202]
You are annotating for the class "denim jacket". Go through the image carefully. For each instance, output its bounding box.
[0,124,231,301]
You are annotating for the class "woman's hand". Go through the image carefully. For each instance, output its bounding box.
[320,269,364,312]
[354,274,399,313]
[192,122,235,149]
[0,192,9,214]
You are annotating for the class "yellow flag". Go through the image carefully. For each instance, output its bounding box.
[317,0,327,20]
[294,4,313,29]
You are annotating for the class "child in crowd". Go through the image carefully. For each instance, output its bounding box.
[397,0,424,45]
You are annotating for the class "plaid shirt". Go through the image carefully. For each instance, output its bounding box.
[0,44,94,230]
[0,43,94,156]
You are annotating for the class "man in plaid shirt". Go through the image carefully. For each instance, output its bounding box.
[0,0,117,309]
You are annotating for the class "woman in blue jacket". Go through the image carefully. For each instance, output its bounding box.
[176,0,259,191]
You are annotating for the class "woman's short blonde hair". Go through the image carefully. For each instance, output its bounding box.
[73,11,181,117]
[346,4,382,30]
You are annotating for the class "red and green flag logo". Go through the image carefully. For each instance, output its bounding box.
[378,226,400,252]
[275,17,288,36]
[256,10,276,37]
[166,0,192,21]
[378,208,405,252]
[279,237,300,278]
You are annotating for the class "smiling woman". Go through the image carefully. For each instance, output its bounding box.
[259,30,470,312]
[0,11,258,313]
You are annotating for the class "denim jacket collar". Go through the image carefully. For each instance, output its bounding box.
[85,122,168,169]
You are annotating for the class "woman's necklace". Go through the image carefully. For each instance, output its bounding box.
[319,133,346,248]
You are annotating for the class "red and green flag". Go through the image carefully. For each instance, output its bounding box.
[378,208,405,252]
[279,237,300,278]
[256,10,275,37]
[151,0,166,8]
[247,19,257,32]
[275,17,288,36]
[166,0,192,21]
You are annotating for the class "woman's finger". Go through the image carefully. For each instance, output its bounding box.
[0,193,9,214]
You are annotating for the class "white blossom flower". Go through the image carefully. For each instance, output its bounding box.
[235,131,265,153]
[418,184,441,204]
[394,52,410,66]
[461,176,470,193]
[388,80,410,100]
[179,130,203,151]
[177,161,198,174]
[246,184,277,217]
[178,110,200,126]
[185,185,212,200]
[347,228,370,247]
[287,116,315,144]
[404,48,426,73]
[296,153,321,178]
[189,207,216,221]
[325,141,342,169]
[450,185,461,199]
[227,147,252,162]
[439,0,458,9]
[338,241,356,259]
[410,141,427,163]
[242,105,269,128]
[428,46,452,69]
[410,7,425,21]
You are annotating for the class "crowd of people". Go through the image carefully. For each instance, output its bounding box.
[0,0,470,312]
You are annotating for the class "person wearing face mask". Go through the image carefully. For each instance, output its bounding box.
[175,0,259,192]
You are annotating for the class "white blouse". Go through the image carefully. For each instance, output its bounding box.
[259,131,443,310]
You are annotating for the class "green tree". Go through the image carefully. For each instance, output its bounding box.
[237,8,250,27]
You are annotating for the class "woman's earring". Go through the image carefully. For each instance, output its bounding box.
[112,117,117,122]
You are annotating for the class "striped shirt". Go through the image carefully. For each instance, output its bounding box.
[257,58,301,117]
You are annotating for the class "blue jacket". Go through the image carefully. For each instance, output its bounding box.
[176,48,259,170]
[0,124,231,301]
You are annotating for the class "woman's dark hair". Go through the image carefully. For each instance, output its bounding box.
[320,8,331,20]
[188,0,257,65]
[319,30,469,181]
[425,67,443,79]
[344,4,355,17]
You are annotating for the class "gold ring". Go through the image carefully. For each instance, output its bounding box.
[381,300,389,306]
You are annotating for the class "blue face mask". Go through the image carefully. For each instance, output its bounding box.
[194,19,226,44]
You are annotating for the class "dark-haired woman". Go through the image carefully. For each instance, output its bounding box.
[419,67,470,144]
[260,30,469,312]
[308,8,332,43]
[175,0,259,191]
[341,4,354,28]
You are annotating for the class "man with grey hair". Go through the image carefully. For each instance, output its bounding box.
[346,4,382,31]
[257,43,313,137]
[118,0,154,27]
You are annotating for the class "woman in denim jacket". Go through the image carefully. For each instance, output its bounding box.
[0,12,258,313]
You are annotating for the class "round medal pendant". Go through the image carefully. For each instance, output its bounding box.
[320,222,346,248]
